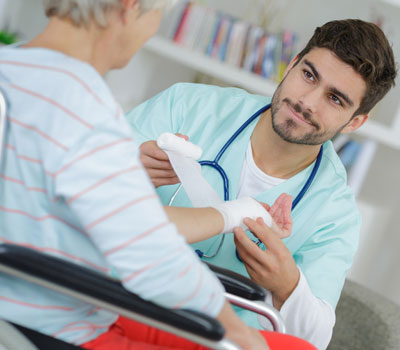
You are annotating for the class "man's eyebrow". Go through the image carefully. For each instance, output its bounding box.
[303,59,354,107]
[329,87,354,107]
[304,60,319,80]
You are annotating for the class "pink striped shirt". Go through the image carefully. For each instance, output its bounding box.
[0,46,224,345]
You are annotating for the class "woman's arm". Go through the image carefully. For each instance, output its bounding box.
[164,206,224,243]
[164,193,293,244]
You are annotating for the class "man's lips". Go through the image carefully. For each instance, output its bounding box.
[286,102,314,127]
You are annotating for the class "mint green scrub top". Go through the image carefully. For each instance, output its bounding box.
[126,83,361,328]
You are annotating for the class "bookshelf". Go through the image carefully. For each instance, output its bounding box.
[356,118,400,150]
[144,36,278,96]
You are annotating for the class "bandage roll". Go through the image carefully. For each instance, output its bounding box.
[211,196,272,234]
[157,132,202,160]
[157,132,222,207]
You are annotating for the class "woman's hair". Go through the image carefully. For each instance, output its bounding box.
[43,0,175,27]
[295,19,397,116]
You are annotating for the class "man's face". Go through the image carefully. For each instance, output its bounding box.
[270,48,367,145]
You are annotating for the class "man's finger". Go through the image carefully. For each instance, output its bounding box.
[152,176,180,187]
[234,237,265,272]
[233,226,271,265]
[243,217,282,252]
[140,155,174,170]
[146,168,178,179]
[140,141,170,161]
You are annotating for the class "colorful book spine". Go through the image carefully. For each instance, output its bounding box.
[173,2,191,44]
[206,13,223,56]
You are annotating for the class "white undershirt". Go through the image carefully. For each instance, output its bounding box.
[238,142,286,198]
[237,142,335,350]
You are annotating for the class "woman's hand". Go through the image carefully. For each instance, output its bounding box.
[260,193,293,239]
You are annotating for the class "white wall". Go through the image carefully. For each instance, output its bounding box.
[3,0,400,305]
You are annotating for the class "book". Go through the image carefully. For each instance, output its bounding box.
[192,5,213,52]
[262,34,279,79]
[277,31,296,81]
[211,15,230,60]
[242,26,264,72]
[218,17,234,61]
[253,32,267,75]
[224,20,250,67]
[159,0,189,39]
[173,2,191,44]
[197,9,218,54]
[205,13,223,56]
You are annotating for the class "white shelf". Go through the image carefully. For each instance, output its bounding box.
[144,36,278,97]
[381,0,400,8]
[144,36,400,150]
[356,119,400,150]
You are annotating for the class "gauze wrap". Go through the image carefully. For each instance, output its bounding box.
[210,196,272,234]
[157,133,272,233]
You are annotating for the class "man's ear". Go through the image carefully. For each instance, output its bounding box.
[282,55,299,80]
[341,114,369,134]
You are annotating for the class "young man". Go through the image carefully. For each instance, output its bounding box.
[126,19,397,349]
[0,0,317,349]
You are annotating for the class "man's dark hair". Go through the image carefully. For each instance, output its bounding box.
[296,19,397,116]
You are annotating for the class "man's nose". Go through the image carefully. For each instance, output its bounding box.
[298,87,322,114]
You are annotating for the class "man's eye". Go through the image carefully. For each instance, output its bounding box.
[330,94,343,106]
[303,70,314,81]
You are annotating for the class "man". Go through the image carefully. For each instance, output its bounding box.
[126,19,397,349]
[0,0,318,349]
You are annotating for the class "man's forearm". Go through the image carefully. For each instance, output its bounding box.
[272,267,300,310]
[260,269,335,350]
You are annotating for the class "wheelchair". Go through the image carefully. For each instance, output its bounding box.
[0,88,285,350]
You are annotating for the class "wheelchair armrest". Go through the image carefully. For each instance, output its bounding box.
[205,262,266,301]
[205,262,286,334]
[0,244,224,343]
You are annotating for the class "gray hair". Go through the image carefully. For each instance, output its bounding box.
[43,0,177,27]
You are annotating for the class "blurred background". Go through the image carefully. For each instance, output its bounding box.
[1,0,400,306]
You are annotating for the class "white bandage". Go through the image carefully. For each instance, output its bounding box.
[157,132,202,160]
[157,132,222,207]
[211,196,272,234]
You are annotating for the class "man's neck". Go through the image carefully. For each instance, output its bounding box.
[250,109,321,179]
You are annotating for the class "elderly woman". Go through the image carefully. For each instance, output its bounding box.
[0,0,316,349]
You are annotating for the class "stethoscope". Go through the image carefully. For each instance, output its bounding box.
[168,103,323,260]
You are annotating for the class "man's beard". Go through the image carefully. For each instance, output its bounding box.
[270,83,347,145]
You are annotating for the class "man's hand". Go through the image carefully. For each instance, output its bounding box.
[139,134,188,188]
[234,216,300,310]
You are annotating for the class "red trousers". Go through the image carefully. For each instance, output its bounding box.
[82,316,317,350]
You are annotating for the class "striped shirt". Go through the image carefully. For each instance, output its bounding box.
[0,46,224,345]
